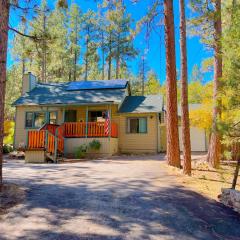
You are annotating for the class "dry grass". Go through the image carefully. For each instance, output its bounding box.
[165,154,240,200]
[0,184,25,215]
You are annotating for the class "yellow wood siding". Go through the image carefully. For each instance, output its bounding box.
[63,105,119,123]
[65,138,118,156]
[25,150,45,163]
[14,106,63,148]
[159,125,167,152]
[118,113,158,153]
[14,104,119,149]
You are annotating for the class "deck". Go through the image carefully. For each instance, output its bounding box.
[26,122,118,160]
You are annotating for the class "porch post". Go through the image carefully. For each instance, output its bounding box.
[54,129,58,163]
[26,130,29,148]
[109,104,112,140]
[85,106,88,138]
[62,108,65,124]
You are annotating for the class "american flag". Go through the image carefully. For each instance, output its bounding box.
[104,111,110,136]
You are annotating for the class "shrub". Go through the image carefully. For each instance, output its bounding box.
[88,140,101,151]
[3,144,14,154]
[74,144,88,159]
[4,121,15,144]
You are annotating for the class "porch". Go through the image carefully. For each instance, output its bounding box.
[26,122,118,162]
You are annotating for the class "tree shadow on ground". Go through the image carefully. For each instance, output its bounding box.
[2,176,240,240]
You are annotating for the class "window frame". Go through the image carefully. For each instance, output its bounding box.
[47,111,58,125]
[25,111,47,129]
[126,117,148,134]
[64,109,77,122]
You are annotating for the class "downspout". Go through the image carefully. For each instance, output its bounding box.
[156,113,160,153]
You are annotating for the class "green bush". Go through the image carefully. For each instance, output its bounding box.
[3,144,13,154]
[74,144,88,159]
[88,140,101,151]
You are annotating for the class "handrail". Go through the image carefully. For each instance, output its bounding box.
[27,122,118,159]
[64,122,118,138]
[27,130,45,149]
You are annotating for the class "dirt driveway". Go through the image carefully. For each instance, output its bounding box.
[1,155,240,240]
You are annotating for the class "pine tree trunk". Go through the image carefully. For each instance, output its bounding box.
[231,143,240,189]
[206,0,222,168]
[141,56,145,96]
[116,34,120,79]
[116,55,120,79]
[0,0,10,189]
[101,32,105,80]
[68,47,72,81]
[73,18,78,81]
[84,27,90,81]
[21,21,27,81]
[164,0,180,168]
[108,32,112,80]
[42,12,47,83]
[179,0,191,175]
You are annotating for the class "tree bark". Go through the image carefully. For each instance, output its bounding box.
[108,32,112,80]
[206,0,222,168]
[116,33,120,79]
[41,11,47,83]
[141,56,145,96]
[179,0,191,175]
[73,15,78,81]
[101,32,105,80]
[0,0,10,189]
[231,142,240,189]
[164,0,180,168]
[84,27,90,81]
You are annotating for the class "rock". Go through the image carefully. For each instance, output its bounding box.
[220,188,240,214]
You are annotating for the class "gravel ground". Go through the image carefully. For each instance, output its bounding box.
[1,155,240,240]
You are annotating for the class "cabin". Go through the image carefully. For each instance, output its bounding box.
[13,72,208,163]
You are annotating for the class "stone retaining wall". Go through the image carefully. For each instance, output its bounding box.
[219,188,240,214]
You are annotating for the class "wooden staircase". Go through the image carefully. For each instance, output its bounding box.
[27,124,65,163]
[26,122,118,163]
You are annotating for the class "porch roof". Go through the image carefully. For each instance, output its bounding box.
[118,95,164,113]
[13,82,127,106]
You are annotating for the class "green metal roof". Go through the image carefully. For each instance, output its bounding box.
[13,82,128,106]
[118,95,164,113]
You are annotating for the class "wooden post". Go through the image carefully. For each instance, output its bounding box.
[109,105,112,140]
[62,108,65,124]
[54,129,58,163]
[45,130,48,151]
[26,130,29,149]
[85,106,88,138]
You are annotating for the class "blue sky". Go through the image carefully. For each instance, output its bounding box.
[7,0,213,84]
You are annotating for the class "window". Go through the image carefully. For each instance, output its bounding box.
[49,112,57,124]
[65,110,77,122]
[89,111,105,122]
[34,112,45,128]
[25,112,46,128]
[25,112,34,128]
[127,117,147,133]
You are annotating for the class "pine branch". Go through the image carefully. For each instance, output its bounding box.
[9,3,38,11]
[8,26,41,41]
